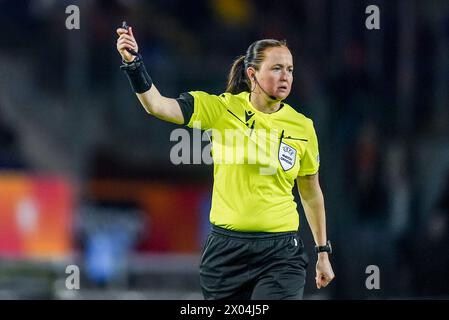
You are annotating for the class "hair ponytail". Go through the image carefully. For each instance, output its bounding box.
[226,55,250,94]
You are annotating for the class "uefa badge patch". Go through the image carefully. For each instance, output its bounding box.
[278,142,297,171]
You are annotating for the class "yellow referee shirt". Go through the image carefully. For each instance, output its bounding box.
[183,91,320,232]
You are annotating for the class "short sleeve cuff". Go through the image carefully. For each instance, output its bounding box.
[176,92,194,126]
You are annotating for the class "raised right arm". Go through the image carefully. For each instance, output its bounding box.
[116,26,185,125]
[135,86,184,125]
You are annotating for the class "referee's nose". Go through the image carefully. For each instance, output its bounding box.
[279,70,291,82]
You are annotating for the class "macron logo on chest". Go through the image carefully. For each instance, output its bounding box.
[245,110,255,123]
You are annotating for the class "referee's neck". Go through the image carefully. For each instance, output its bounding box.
[250,93,282,114]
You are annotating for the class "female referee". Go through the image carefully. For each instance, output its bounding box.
[116,25,335,300]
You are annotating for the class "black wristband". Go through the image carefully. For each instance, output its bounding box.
[120,56,153,94]
[314,240,332,254]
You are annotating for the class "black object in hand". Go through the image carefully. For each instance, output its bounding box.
[121,21,138,56]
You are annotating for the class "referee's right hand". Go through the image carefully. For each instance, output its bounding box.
[116,26,138,63]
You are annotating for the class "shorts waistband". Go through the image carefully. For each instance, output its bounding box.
[211,225,298,240]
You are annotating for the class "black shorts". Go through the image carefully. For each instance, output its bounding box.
[199,225,309,300]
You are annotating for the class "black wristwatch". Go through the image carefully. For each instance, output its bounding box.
[315,240,332,254]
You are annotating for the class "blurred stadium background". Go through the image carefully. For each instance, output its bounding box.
[0,0,449,299]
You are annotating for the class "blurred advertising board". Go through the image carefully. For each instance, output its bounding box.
[88,180,211,253]
[0,172,73,259]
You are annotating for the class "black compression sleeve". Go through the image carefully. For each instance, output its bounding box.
[120,57,153,94]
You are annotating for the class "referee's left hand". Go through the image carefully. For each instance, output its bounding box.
[315,253,335,289]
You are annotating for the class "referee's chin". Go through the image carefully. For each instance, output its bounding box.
[275,89,290,101]
[273,93,289,101]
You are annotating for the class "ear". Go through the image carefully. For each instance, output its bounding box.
[246,67,256,81]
